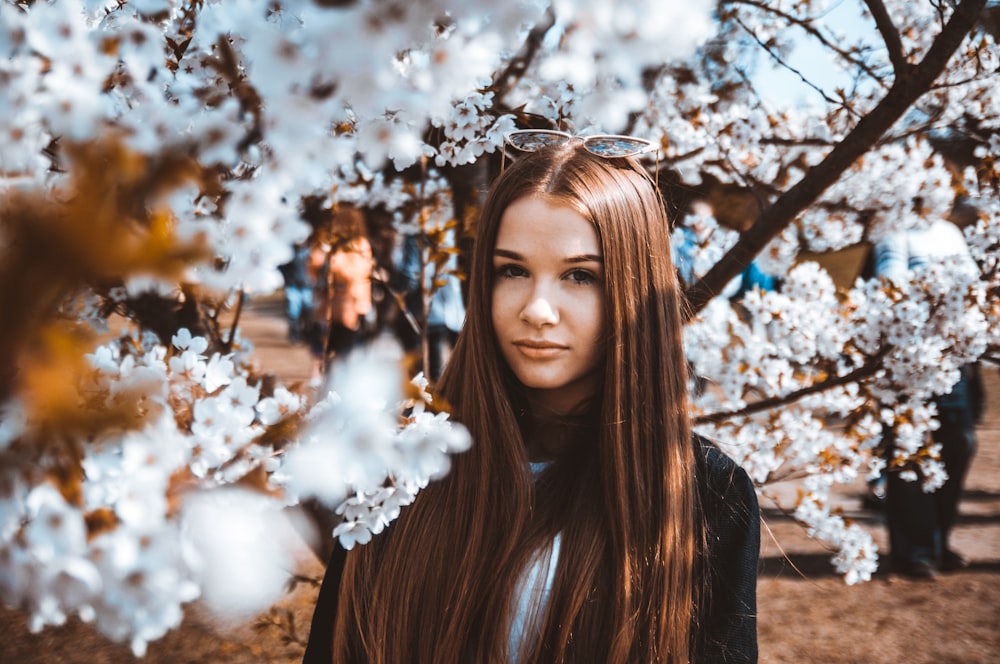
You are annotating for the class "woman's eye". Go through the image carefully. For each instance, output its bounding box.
[566,269,598,285]
[496,264,528,279]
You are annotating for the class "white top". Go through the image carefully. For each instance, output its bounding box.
[508,532,561,662]
[508,461,561,662]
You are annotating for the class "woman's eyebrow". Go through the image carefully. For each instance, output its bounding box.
[493,248,603,264]
[493,248,522,260]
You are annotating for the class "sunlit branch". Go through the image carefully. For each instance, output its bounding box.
[684,0,989,319]
[373,275,422,337]
[416,158,431,379]
[211,36,264,153]
[694,345,893,425]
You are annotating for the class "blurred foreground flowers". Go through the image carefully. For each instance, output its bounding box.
[0,138,470,655]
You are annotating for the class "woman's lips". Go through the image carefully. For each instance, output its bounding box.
[513,340,567,359]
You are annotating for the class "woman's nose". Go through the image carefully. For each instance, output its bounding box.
[520,292,559,327]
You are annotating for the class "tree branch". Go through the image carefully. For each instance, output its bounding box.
[222,288,246,354]
[863,0,911,77]
[683,0,988,318]
[490,7,556,100]
[694,346,892,425]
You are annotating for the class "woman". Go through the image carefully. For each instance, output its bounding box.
[304,135,759,663]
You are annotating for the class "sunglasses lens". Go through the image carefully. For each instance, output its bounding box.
[583,136,652,158]
[505,130,571,152]
[504,131,653,159]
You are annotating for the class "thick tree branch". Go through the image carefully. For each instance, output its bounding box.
[863,0,911,77]
[694,346,892,425]
[683,0,988,319]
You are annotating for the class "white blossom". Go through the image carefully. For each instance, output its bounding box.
[1,0,998,651]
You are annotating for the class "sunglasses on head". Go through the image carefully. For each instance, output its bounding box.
[503,129,656,159]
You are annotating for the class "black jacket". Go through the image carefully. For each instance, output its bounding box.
[693,435,760,663]
[303,437,759,663]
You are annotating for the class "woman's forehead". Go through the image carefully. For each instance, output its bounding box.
[495,195,600,257]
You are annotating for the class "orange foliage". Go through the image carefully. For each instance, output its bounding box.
[0,135,215,505]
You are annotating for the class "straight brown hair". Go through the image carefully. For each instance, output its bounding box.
[332,144,701,662]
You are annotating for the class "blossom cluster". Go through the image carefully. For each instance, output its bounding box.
[1,0,717,297]
[0,327,470,654]
[641,0,999,582]
[278,351,471,550]
[687,216,996,581]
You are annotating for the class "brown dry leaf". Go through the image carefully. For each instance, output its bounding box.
[0,134,213,407]
[165,466,200,518]
[254,413,306,451]
[48,138,210,282]
[45,453,85,507]
[85,506,121,540]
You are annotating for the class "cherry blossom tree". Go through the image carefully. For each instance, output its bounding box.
[0,0,997,653]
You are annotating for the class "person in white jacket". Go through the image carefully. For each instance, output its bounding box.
[874,218,980,578]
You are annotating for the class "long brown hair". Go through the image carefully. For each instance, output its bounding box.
[332,144,700,662]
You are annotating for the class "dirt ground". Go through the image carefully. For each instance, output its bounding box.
[1,295,997,663]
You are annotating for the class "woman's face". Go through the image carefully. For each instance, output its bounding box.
[491,195,605,415]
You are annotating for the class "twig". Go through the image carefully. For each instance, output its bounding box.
[490,7,556,99]
[223,288,245,353]
[694,346,892,424]
[731,0,890,93]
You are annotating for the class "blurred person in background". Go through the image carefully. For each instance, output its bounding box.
[874,218,984,579]
[278,240,314,343]
[307,205,374,386]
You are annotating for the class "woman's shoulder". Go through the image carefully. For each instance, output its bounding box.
[691,434,758,520]
[691,435,760,664]
[692,434,749,484]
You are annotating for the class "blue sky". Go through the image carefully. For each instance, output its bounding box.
[751,2,881,107]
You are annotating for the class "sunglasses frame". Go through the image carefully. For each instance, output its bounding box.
[503,129,656,159]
